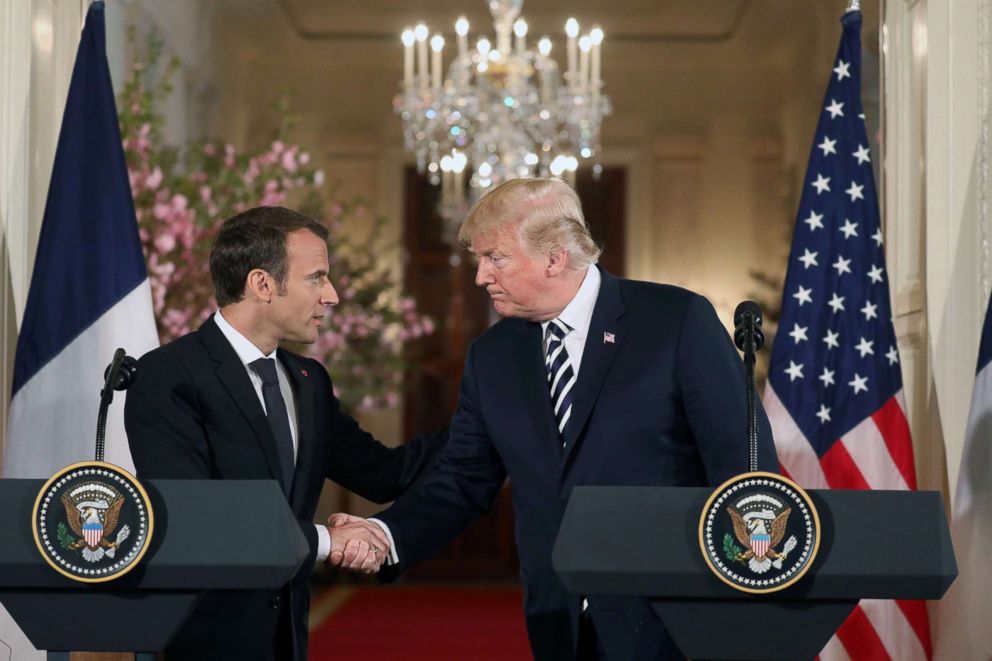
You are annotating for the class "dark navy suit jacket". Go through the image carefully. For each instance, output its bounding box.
[377,268,777,660]
[124,315,445,660]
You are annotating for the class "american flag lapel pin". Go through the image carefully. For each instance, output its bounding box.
[603,331,615,344]
[301,369,308,377]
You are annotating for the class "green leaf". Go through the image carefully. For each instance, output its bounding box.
[723,533,743,563]
[57,521,75,551]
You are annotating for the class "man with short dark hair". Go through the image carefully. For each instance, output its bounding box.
[334,178,778,660]
[125,205,444,660]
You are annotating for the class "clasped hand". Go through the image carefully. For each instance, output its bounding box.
[325,513,388,574]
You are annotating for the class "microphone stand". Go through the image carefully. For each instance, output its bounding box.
[741,321,759,473]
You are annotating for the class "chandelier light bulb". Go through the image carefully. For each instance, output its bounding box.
[440,155,454,172]
[579,35,592,52]
[414,24,429,42]
[514,19,528,38]
[431,34,445,52]
[477,37,491,57]
[590,27,604,45]
[452,151,468,173]
[565,18,579,38]
[525,152,539,166]
[455,17,470,36]
[401,29,415,47]
[478,162,493,177]
[549,155,567,176]
[538,37,552,56]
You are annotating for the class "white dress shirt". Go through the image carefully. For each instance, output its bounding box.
[214,310,331,561]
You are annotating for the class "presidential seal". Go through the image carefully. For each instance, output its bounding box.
[32,461,154,583]
[699,471,819,594]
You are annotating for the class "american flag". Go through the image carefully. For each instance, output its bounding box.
[763,11,931,661]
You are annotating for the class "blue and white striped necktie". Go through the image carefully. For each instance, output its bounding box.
[545,318,576,439]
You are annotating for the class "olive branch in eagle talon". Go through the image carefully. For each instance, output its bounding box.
[60,493,131,562]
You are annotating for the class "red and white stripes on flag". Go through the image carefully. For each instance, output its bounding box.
[766,387,932,660]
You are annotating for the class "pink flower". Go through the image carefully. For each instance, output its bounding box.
[146,166,163,189]
[422,317,435,334]
[314,170,325,187]
[199,185,212,202]
[154,233,176,253]
[281,149,298,173]
[299,152,310,165]
[203,143,216,156]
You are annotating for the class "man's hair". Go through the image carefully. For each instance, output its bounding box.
[457,178,601,269]
[210,206,329,307]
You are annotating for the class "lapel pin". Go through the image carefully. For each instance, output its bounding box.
[301,369,309,377]
[603,332,615,344]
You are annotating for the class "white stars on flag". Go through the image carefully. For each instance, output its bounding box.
[827,293,846,313]
[833,59,851,81]
[853,144,871,165]
[785,361,804,381]
[789,323,809,344]
[812,174,831,195]
[871,228,883,246]
[819,367,836,387]
[839,219,859,239]
[816,404,832,424]
[832,256,852,276]
[804,210,825,232]
[846,181,865,202]
[867,265,884,283]
[823,329,840,349]
[825,99,845,119]
[860,300,878,321]
[886,345,899,366]
[855,337,875,358]
[799,249,819,269]
[793,285,813,306]
[848,373,869,394]
[817,136,837,156]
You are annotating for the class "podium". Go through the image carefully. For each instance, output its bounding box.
[0,479,308,653]
[552,486,957,660]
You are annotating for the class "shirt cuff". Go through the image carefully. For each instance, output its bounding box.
[314,523,331,562]
[367,518,399,565]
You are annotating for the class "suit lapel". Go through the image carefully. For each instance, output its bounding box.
[512,321,562,454]
[280,350,315,510]
[561,268,627,464]
[200,315,283,484]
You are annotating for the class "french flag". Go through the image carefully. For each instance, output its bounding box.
[3,1,158,478]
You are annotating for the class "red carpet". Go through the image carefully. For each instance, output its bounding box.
[308,585,531,660]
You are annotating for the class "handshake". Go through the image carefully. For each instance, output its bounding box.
[324,513,390,574]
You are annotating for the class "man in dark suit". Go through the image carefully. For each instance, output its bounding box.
[124,206,444,660]
[333,178,778,660]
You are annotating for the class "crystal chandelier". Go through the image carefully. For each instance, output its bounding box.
[395,0,612,243]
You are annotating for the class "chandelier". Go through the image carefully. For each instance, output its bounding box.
[395,0,612,243]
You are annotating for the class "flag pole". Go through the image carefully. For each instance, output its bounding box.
[845,0,861,12]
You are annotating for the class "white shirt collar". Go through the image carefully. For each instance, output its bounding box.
[214,310,276,365]
[542,266,601,337]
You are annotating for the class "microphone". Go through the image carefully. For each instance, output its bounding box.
[733,300,764,353]
[103,353,138,391]
[95,348,138,462]
[733,301,763,473]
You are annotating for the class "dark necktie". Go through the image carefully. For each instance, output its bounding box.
[250,357,295,493]
[545,319,575,441]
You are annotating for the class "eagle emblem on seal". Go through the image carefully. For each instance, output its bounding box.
[59,481,131,563]
[727,493,798,574]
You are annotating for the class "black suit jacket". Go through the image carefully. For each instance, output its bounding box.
[124,315,444,660]
[377,269,778,660]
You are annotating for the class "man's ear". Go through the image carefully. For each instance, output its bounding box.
[547,247,569,277]
[245,269,274,303]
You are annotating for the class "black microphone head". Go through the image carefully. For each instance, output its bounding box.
[734,300,763,328]
[733,300,765,352]
[103,352,138,391]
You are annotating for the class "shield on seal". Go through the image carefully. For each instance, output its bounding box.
[751,533,770,559]
[83,519,103,548]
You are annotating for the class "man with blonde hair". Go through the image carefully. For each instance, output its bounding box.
[334,178,777,660]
